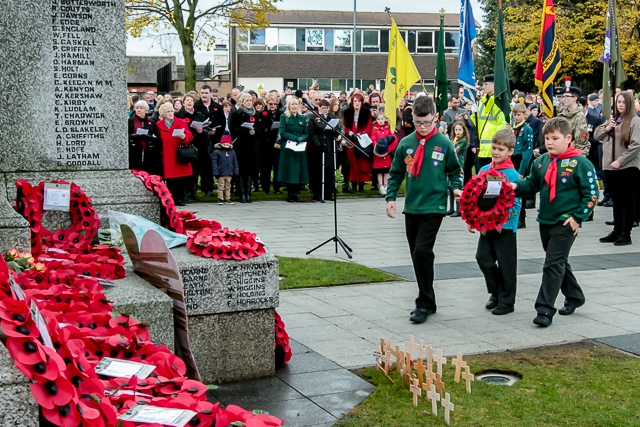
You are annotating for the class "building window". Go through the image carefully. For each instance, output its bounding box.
[296,29,305,51]
[306,29,324,51]
[332,78,347,91]
[265,28,278,51]
[278,28,296,51]
[250,29,266,51]
[335,30,352,52]
[417,31,434,53]
[237,29,248,51]
[324,29,334,51]
[380,30,389,52]
[362,30,379,52]
[445,31,460,53]
[317,78,331,91]
[407,30,416,53]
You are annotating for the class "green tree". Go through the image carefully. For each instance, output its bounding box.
[126,0,279,91]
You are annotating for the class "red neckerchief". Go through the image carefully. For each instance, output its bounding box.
[411,127,438,177]
[544,145,582,202]
[490,158,515,170]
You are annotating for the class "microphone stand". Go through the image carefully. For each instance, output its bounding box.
[304,102,368,259]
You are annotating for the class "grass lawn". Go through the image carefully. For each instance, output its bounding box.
[277,256,401,290]
[337,341,640,427]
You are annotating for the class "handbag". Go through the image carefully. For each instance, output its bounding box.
[176,144,198,164]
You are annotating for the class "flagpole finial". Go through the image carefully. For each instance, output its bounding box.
[440,8,445,15]
[384,7,391,15]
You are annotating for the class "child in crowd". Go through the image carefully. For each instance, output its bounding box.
[512,117,598,327]
[211,134,239,205]
[371,115,398,195]
[510,103,535,228]
[449,121,470,217]
[469,129,521,315]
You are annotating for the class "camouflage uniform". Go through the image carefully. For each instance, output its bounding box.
[557,104,590,156]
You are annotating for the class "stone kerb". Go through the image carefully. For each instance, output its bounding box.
[171,249,280,384]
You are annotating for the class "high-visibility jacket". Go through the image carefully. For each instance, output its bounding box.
[473,95,507,158]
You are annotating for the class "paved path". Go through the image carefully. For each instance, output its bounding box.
[196,197,640,369]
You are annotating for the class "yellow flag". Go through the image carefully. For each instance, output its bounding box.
[385,17,422,131]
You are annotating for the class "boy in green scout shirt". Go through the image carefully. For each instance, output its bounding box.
[511,117,598,327]
[385,96,463,324]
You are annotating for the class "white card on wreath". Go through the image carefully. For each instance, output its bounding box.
[43,183,71,211]
[484,180,502,197]
[95,357,156,379]
[117,405,197,427]
[30,301,55,350]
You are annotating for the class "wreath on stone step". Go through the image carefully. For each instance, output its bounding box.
[460,169,516,233]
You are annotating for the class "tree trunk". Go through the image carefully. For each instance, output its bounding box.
[181,39,197,92]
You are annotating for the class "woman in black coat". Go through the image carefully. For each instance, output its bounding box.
[258,94,284,194]
[128,100,162,176]
[229,93,259,203]
[175,94,206,201]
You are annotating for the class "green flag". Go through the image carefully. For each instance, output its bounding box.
[601,0,626,118]
[435,13,449,117]
[493,8,511,122]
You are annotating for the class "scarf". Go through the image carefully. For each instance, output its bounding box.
[184,108,194,115]
[164,119,174,129]
[240,106,256,116]
[490,158,515,170]
[512,121,525,133]
[544,145,582,202]
[411,127,439,177]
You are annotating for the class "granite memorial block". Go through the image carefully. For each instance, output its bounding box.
[0,345,38,426]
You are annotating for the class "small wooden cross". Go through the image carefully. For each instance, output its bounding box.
[422,344,434,366]
[426,383,441,416]
[433,349,447,376]
[410,377,421,406]
[461,366,475,394]
[391,344,400,360]
[405,335,421,355]
[451,353,467,383]
[382,348,392,374]
[441,392,455,425]
[415,358,427,387]
[426,363,436,383]
[397,350,405,374]
[434,373,445,396]
[374,344,383,367]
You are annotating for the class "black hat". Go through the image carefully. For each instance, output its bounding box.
[483,74,495,83]
[578,96,588,107]
[564,86,582,97]
[588,93,599,101]
[528,103,539,110]
[374,136,396,157]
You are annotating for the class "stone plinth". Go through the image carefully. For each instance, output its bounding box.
[171,249,279,384]
[0,345,38,426]
[104,270,174,352]
[0,185,30,253]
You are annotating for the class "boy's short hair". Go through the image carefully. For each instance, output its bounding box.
[512,103,527,115]
[413,96,436,117]
[543,117,572,137]
[492,129,516,149]
[318,99,330,108]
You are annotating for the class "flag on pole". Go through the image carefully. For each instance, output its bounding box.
[600,0,626,118]
[493,7,511,122]
[435,12,449,116]
[534,0,561,118]
[384,17,422,131]
[458,0,477,105]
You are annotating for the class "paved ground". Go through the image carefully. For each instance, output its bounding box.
[197,196,640,366]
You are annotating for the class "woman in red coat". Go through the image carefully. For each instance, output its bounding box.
[342,92,373,192]
[155,102,194,206]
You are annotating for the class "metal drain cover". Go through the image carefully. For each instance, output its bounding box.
[477,372,519,386]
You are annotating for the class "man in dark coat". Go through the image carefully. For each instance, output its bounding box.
[308,99,340,201]
[194,85,226,196]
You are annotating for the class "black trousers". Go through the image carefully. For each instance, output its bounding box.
[260,141,280,193]
[405,213,444,311]
[605,168,640,236]
[166,176,188,203]
[476,229,517,306]
[535,223,585,316]
[337,149,350,188]
[192,139,214,193]
[463,146,476,185]
[309,146,336,198]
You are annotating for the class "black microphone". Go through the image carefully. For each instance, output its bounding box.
[301,97,315,111]
[294,90,304,98]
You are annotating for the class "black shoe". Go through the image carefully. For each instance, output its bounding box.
[599,232,620,243]
[614,235,632,246]
[634,221,639,228]
[409,308,434,324]
[370,185,378,191]
[603,199,614,207]
[292,194,300,202]
[525,200,536,209]
[492,304,514,315]
[533,313,552,327]
[485,295,499,310]
[518,221,527,229]
[450,211,462,218]
[343,186,356,194]
[585,212,594,222]
[558,300,585,316]
[605,220,615,226]
[358,183,365,192]
[239,194,247,203]
[205,191,214,197]
[597,198,609,207]
[446,210,455,216]
[246,193,252,203]
[325,196,335,202]
[286,193,294,203]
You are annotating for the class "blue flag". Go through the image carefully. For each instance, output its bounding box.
[458,0,477,105]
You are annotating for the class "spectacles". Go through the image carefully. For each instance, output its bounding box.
[414,120,434,127]
[268,103,277,106]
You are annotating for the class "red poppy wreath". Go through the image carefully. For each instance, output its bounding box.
[460,169,516,233]
[15,180,99,255]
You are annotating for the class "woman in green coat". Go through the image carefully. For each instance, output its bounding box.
[278,97,309,202]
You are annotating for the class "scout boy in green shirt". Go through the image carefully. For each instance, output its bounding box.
[511,117,598,327]
[385,96,463,324]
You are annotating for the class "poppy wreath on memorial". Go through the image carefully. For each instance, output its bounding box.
[274,311,292,367]
[185,226,266,260]
[0,252,286,427]
[131,170,184,234]
[460,169,516,233]
[15,179,99,256]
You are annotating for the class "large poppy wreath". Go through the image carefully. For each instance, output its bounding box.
[15,180,99,255]
[460,169,516,233]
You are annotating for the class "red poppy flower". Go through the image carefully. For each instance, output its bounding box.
[6,337,47,365]
[184,118,191,124]
[41,401,82,426]
[249,116,255,123]
[1,318,40,338]
[31,376,77,409]
[262,111,268,116]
